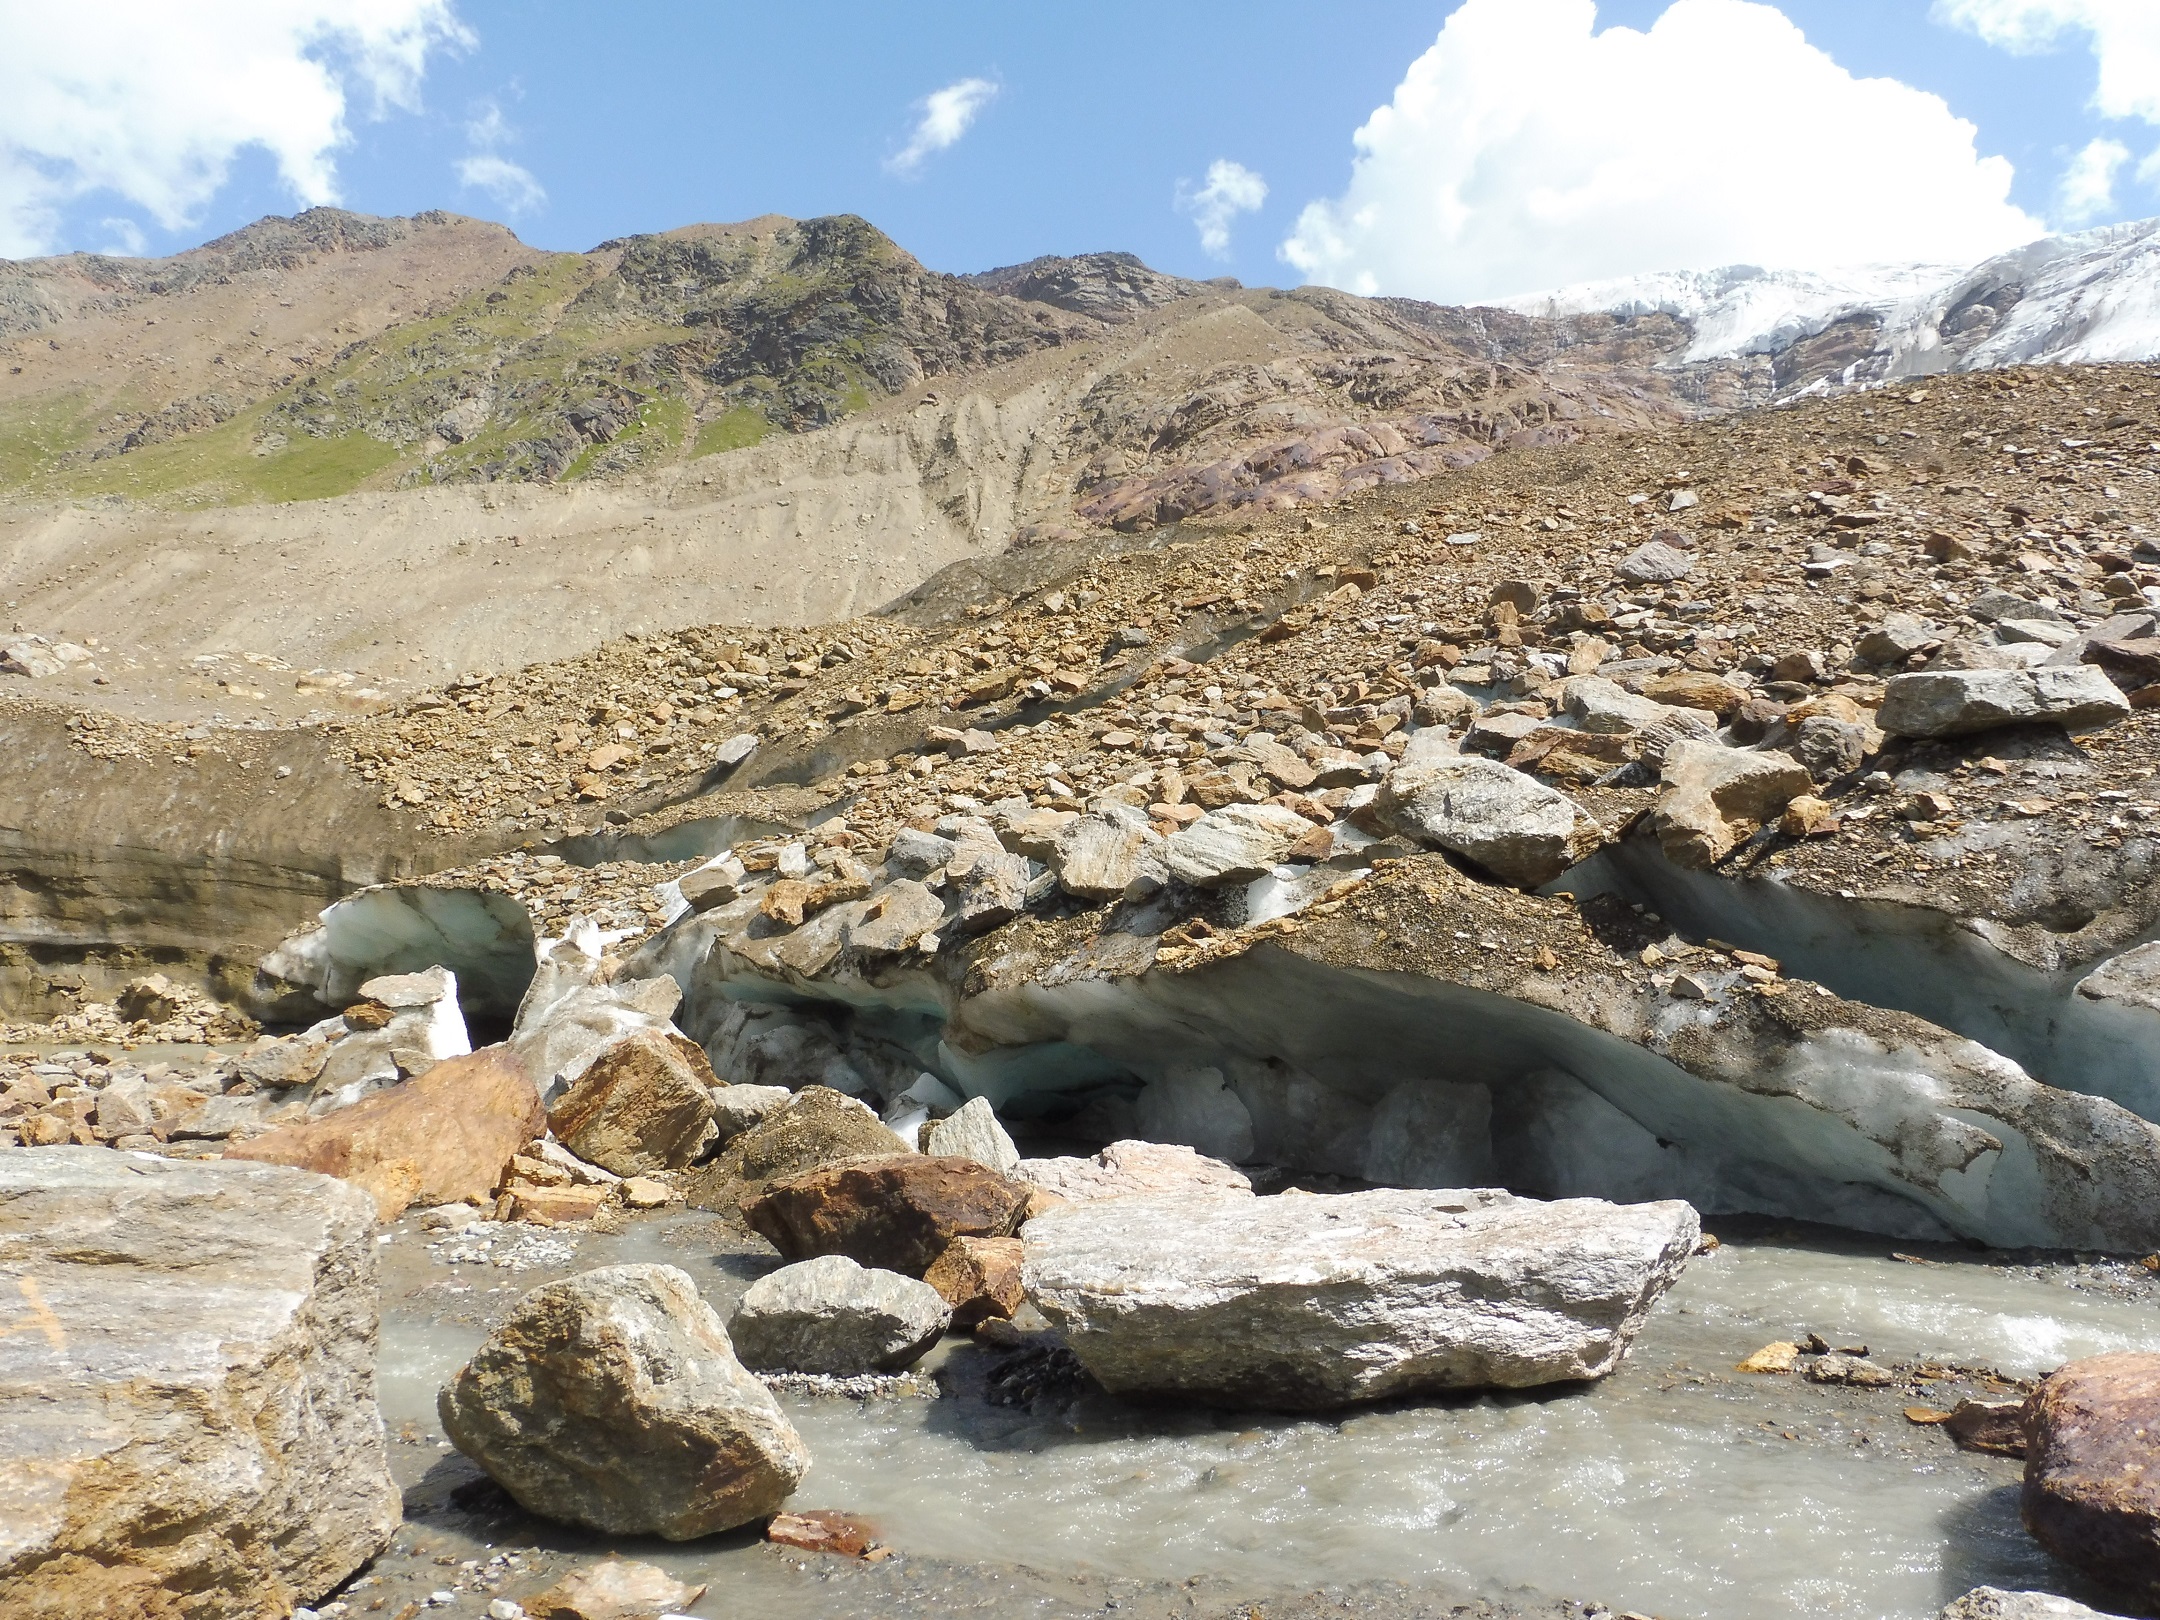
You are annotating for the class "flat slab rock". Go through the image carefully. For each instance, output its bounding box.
[1022,1187,1699,1410]
[0,1148,400,1619]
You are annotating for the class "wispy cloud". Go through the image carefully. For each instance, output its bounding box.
[2060,136,2131,221]
[455,95,544,216]
[885,76,997,177]
[1178,159,1268,258]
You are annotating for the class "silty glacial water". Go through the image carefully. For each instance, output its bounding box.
[362,1212,2160,1620]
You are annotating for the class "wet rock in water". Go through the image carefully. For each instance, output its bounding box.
[438,1262,809,1539]
[226,1045,542,1220]
[925,1234,1027,1327]
[686,1085,908,1213]
[1804,1352,1894,1387]
[728,1253,951,1374]
[1023,1187,1699,1409]
[544,1030,719,1174]
[1162,802,1312,887]
[1377,754,1603,888]
[921,1094,1021,1173]
[1939,1590,2133,1619]
[1946,1397,2029,1456]
[1877,667,2131,739]
[747,1154,1034,1276]
[710,1082,793,1143]
[1652,738,1814,868]
[766,1509,883,1558]
[2023,1351,2160,1602]
[525,1556,707,1620]
[1015,1139,1255,1202]
[0,1150,399,1617]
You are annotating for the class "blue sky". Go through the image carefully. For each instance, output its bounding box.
[5,0,2157,301]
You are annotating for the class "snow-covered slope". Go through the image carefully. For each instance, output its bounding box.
[1504,216,2160,391]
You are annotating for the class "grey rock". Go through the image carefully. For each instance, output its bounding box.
[846,879,947,955]
[1461,710,1546,758]
[1940,1591,2131,1619]
[678,855,747,913]
[510,940,684,1106]
[1998,617,2082,649]
[1560,675,1670,734]
[711,1083,794,1143]
[1651,739,1814,867]
[0,1150,399,1615]
[1023,1187,1699,1409]
[885,827,957,877]
[921,1095,1020,1174]
[1377,755,1603,888]
[1616,541,1695,584]
[1016,1139,1255,1202]
[1857,613,1942,664]
[714,733,759,769]
[1878,667,2132,738]
[727,1254,951,1374]
[1967,590,2064,624]
[1162,803,1312,887]
[2078,942,2160,1015]
[1052,805,1162,901]
[1793,715,1869,781]
[943,823,1032,933]
[439,1263,809,1538]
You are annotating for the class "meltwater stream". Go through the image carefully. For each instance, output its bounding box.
[372,1217,2160,1620]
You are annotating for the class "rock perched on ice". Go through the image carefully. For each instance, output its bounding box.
[921,1095,1021,1173]
[1015,1139,1255,1202]
[1940,1591,2132,1619]
[1051,803,1162,901]
[0,1150,399,1616]
[2022,1351,2160,1603]
[307,964,471,1115]
[687,1086,911,1212]
[1651,738,1814,868]
[228,1045,543,1220]
[728,1254,951,1374]
[438,1263,808,1538]
[1022,1187,1699,1409]
[944,826,1032,933]
[844,879,946,955]
[1878,667,2131,738]
[545,1030,719,1174]
[1378,754,1603,888]
[1162,802,1312,887]
[511,936,685,1106]
[747,1154,1033,1277]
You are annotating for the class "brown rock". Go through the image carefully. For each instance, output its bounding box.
[768,1509,883,1558]
[1947,1398,2028,1457]
[2023,1352,2160,1601]
[683,1086,903,1215]
[747,1155,1032,1277]
[546,1031,719,1175]
[511,1184,612,1225]
[924,1235,1026,1327]
[1781,794,1842,837]
[226,1046,541,1220]
[528,1558,706,1620]
[1643,671,1746,718]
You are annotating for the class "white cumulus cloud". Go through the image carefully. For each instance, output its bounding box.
[0,0,472,258]
[1936,0,2160,124]
[1280,0,2044,305]
[2059,136,2132,221]
[455,96,544,216]
[1178,159,1268,259]
[885,77,998,178]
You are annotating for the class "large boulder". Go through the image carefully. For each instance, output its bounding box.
[1162,803,1313,888]
[746,1154,1033,1276]
[1023,1187,1699,1409]
[1051,805,1163,901]
[1878,667,2131,738]
[1015,1139,1255,1201]
[0,1150,400,1618]
[2022,1351,2160,1603]
[306,964,472,1116]
[544,1030,719,1175]
[226,1045,542,1220]
[1651,739,1814,868]
[1377,755,1603,888]
[438,1263,808,1538]
[727,1254,951,1374]
[685,1085,908,1213]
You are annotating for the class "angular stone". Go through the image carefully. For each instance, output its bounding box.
[1945,1398,2027,1456]
[511,940,684,1106]
[845,878,947,956]
[1642,670,1748,717]
[1023,1187,1699,1409]
[1939,1590,2131,1619]
[945,840,1031,933]
[1617,541,1694,584]
[1052,805,1161,901]
[1651,739,1814,869]
[1014,1139,1255,1202]
[526,1558,707,1620]
[1378,755,1603,888]
[884,828,957,876]
[1858,613,1943,665]
[546,1030,719,1175]
[227,1045,543,1220]
[711,1082,794,1143]
[687,1086,909,1213]
[1163,802,1314,887]
[438,1263,808,1538]
[0,1150,399,1617]
[924,1235,1027,1327]
[746,1155,1033,1277]
[921,1095,1020,1174]
[2023,1351,2160,1603]
[1878,667,2132,738]
[1560,675,1671,735]
[727,1254,951,1374]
